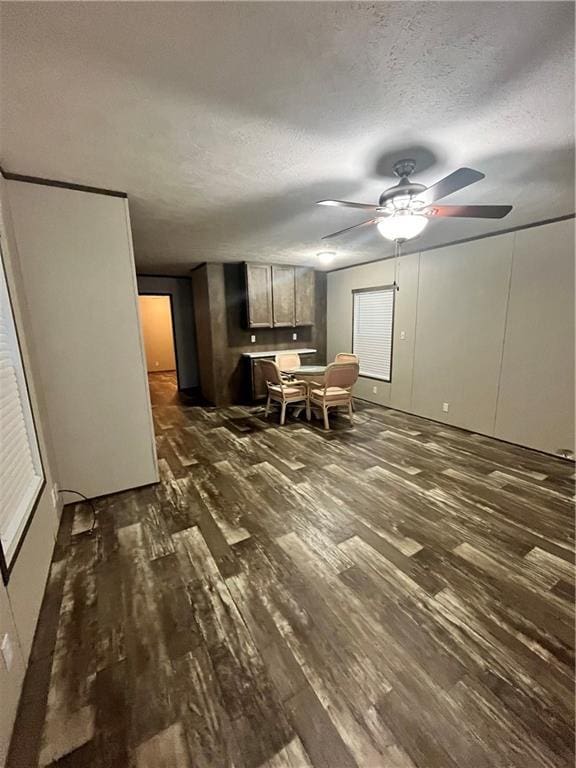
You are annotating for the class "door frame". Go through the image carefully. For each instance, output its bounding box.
[138,291,182,389]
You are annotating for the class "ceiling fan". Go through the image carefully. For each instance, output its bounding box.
[317,159,512,242]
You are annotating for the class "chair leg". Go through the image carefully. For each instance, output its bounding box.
[323,406,330,430]
[306,399,311,421]
[264,394,271,417]
[280,402,287,426]
[348,400,354,425]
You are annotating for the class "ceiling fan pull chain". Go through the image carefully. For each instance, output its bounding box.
[394,238,401,289]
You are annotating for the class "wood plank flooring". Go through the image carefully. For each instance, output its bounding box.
[9,371,575,768]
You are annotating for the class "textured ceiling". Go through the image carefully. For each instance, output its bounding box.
[1,2,574,273]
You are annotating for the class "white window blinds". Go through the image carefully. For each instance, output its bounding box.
[0,258,43,571]
[352,286,395,382]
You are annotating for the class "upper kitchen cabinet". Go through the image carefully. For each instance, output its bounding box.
[272,265,296,327]
[244,262,316,328]
[295,266,315,326]
[245,263,273,327]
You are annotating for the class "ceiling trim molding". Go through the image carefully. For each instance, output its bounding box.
[137,265,207,279]
[326,212,576,274]
[137,273,193,280]
[0,166,127,199]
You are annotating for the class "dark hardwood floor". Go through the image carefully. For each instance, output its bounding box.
[9,372,575,767]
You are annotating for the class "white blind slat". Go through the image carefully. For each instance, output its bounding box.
[352,287,395,381]
[0,260,44,567]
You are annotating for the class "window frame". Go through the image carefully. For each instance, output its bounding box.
[0,245,46,585]
[351,284,396,383]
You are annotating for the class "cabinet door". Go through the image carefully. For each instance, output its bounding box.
[271,265,295,327]
[251,358,270,400]
[295,267,315,326]
[245,263,273,328]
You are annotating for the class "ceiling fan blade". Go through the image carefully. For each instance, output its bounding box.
[317,199,380,211]
[426,204,512,219]
[418,168,485,204]
[322,218,377,239]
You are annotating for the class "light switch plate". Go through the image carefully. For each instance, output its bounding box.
[1,634,14,671]
[400,330,407,340]
[292,332,297,341]
[372,385,378,394]
[250,335,256,343]
[442,402,450,413]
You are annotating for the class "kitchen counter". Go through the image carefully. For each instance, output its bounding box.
[241,348,316,359]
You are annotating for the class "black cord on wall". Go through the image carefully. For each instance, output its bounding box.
[58,489,97,534]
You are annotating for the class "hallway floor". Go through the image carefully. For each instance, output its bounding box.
[8,384,575,767]
[147,371,208,407]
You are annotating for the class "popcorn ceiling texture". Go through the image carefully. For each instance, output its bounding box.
[1,1,574,273]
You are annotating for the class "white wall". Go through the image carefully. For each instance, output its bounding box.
[6,180,158,498]
[411,235,514,434]
[327,218,575,455]
[0,179,61,766]
[494,224,575,453]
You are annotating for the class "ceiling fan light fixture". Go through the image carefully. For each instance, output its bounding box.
[388,193,411,211]
[377,212,428,242]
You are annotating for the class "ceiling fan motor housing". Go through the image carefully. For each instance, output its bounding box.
[379,180,427,207]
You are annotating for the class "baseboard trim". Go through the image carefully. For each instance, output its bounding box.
[352,396,574,462]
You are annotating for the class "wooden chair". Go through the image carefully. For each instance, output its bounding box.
[260,359,308,426]
[334,352,358,364]
[308,362,359,430]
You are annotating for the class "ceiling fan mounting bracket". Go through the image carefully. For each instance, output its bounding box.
[393,158,416,179]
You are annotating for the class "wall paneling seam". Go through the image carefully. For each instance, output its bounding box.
[492,231,516,436]
[407,251,421,414]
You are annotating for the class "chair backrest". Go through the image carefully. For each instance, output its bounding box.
[324,361,359,390]
[259,358,282,386]
[334,352,358,364]
[275,352,301,372]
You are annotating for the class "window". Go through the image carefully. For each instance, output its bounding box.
[352,285,395,382]
[0,249,44,582]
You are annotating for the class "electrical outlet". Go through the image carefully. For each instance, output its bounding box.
[400,330,407,340]
[372,385,378,394]
[292,332,297,341]
[442,402,450,413]
[51,483,59,507]
[250,335,256,343]
[1,634,14,671]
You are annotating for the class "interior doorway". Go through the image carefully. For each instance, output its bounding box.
[138,294,178,379]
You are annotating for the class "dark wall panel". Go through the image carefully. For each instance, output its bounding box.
[190,263,327,406]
